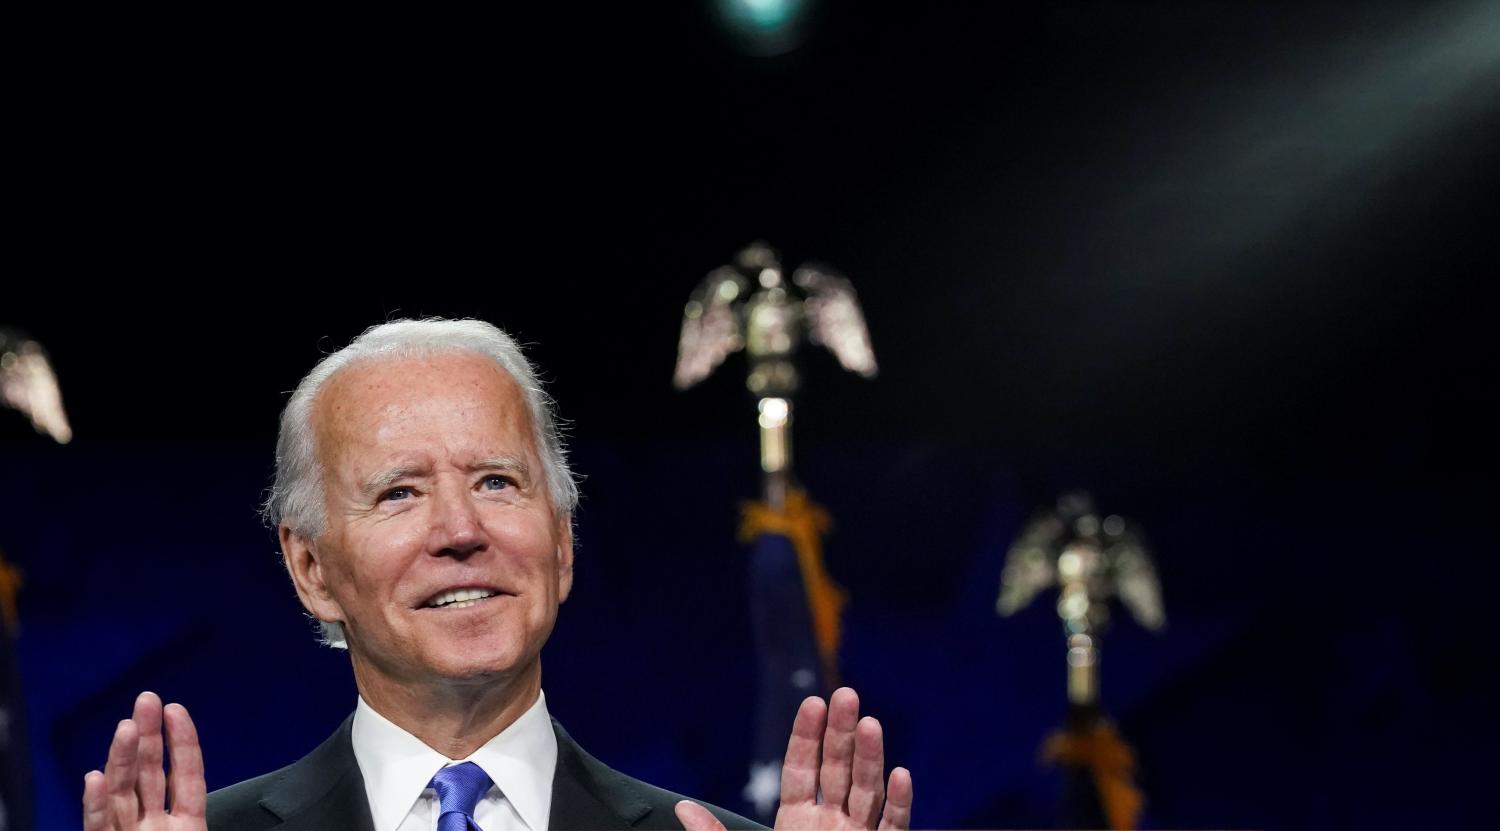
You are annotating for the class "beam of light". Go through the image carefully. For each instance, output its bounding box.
[1079,0,1500,277]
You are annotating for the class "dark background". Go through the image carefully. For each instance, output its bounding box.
[4,2,1497,828]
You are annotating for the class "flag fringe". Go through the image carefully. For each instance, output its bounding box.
[1042,717,1144,831]
[739,488,847,686]
[0,549,21,636]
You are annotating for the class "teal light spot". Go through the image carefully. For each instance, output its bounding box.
[723,0,801,31]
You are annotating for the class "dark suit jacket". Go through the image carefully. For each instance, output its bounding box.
[206,715,762,831]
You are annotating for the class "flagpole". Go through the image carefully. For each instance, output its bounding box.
[0,327,70,831]
[998,492,1166,830]
[674,243,877,819]
[757,396,791,509]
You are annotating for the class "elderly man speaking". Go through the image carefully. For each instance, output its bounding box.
[81,319,913,831]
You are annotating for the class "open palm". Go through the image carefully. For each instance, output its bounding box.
[677,688,913,831]
[82,692,208,831]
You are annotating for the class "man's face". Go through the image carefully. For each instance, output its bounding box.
[286,352,573,690]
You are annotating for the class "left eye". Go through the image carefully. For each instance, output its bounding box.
[481,475,510,491]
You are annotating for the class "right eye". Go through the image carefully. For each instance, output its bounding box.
[381,487,414,502]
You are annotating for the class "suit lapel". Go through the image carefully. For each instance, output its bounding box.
[243,714,650,831]
[548,720,653,831]
[258,715,377,831]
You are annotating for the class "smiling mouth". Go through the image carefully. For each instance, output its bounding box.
[424,588,502,609]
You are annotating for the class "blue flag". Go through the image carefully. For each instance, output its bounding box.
[0,549,34,831]
[738,490,845,820]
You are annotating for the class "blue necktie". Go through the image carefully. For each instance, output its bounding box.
[429,762,493,831]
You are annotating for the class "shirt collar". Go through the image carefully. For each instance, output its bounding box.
[351,690,557,831]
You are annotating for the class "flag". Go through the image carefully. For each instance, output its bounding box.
[738,488,847,820]
[0,548,34,831]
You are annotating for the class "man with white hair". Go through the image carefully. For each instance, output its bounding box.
[82,319,913,831]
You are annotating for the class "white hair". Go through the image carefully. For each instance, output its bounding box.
[263,318,579,648]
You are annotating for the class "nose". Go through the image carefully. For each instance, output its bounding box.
[428,480,486,560]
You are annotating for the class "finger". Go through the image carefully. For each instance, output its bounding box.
[674,800,729,831]
[819,687,860,810]
[104,718,141,828]
[82,771,111,831]
[779,696,828,806]
[877,767,913,831]
[846,717,885,828]
[131,692,167,812]
[163,702,208,818]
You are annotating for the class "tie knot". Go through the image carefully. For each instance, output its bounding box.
[428,761,493,821]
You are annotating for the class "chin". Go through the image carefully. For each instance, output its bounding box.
[428,647,538,685]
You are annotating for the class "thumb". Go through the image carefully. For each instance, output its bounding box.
[674,800,730,831]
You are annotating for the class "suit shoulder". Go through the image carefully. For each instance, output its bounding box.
[551,719,763,830]
[205,764,290,831]
[204,713,367,831]
[620,775,763,830]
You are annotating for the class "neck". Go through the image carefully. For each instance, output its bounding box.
[351,657,543,759]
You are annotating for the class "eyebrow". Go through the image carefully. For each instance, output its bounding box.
[358,456,533,499]
[470,455,531,484]
[359,465,429,499]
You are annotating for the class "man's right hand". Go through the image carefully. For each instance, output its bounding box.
[82,692,208,831]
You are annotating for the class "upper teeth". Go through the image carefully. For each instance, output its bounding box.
[428,588,498,608]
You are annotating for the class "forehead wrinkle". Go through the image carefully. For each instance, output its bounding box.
[312,353,545,495]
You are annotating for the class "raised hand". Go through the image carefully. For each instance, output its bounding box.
[676,687,913,831]
[82,692,208,831]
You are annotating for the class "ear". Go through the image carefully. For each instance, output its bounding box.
[280,525,346,625]
[555,513,575,604]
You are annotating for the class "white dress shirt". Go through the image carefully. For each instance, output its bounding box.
[351,690,558,831]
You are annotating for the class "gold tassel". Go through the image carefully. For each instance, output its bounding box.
[739,488,848,685]
[1042,718,1145,831]
[0,548,22,636]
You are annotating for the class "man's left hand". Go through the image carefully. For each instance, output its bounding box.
[675,687,913,830]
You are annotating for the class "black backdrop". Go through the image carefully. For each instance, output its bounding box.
[5,2,1497,828]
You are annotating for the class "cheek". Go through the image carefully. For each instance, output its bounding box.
[484,512,559,557]
[486,523,565,603]
[326,531,414,597]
